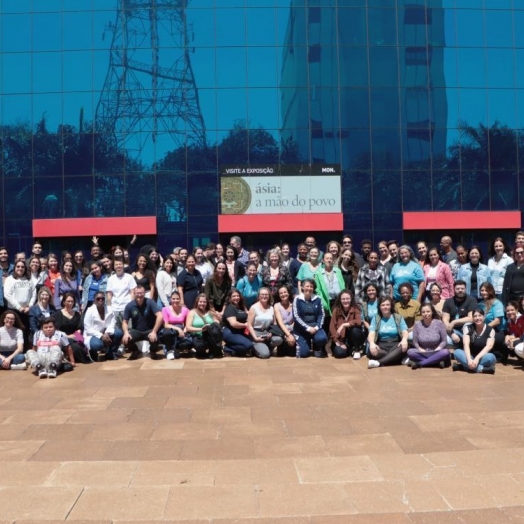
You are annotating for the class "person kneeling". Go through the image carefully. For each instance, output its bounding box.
[27,317,76,378]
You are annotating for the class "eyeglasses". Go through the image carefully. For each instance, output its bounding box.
[343,241,352,245]
[516,251,524,255]
[95,297,105,301]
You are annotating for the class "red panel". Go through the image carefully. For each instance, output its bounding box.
[403,211,521,230]
[33,217,157,238]
[218,213,344,233]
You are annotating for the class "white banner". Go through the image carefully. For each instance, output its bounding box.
[221,175,341,215]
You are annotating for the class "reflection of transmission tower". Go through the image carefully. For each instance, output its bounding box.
[96,0,206,158]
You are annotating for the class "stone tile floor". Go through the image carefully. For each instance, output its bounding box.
[1,355,524,522]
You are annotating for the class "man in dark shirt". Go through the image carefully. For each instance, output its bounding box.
[122,285,163,359]
[442,280,477,346]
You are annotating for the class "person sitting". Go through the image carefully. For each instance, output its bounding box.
[453,309,496,374]
[247,287,283,359]
[0,310,27,370]
[329,290,365,359]
[161,291,190,360]
[222,288,253,357]
[185,293,222,360]
[83,291,123,361]
[27,317,75,379]
[122,285,163,360]
[367,296,409,369]
[273,285,296,356]
[407,303,450,369]
[505,301,524,359]
[478,282,507,363]
[292,279,327,358]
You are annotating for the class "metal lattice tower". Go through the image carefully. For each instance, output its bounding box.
[96,0,206,157]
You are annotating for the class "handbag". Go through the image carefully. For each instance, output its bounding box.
[269,324,285,338]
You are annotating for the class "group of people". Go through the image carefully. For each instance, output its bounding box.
[1,231,524,378]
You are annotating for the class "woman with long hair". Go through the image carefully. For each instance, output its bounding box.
[457,246,491,301]
[222,288,253,357]
[177,254,203,308]
[132,254,156,300]
[185,293,222,360]
[329,290,366,359]
[53,260,81,309]
[156,256,178,308]
[422,246,454,300]
[337,248,359,293]
[274,285,296,356]
[204,261,232,319]
[262,248,292,300]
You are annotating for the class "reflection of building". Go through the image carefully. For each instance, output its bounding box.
[96,0,206,157]
[280,1,447,167]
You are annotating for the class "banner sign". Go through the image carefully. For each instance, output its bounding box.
[220,164,341,215]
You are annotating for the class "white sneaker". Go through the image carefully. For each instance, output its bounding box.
[166,351,175,361]
[368,359,380,369]
[116,345,125,356]
[402,356,410,366]
[11,363,27,370]
[353,351,361,360]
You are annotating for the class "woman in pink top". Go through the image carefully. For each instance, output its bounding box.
[423,246,454,300]
[161,291,190,360]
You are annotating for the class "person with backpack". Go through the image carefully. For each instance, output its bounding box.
[185,293,223,359]
[367,296,409,369]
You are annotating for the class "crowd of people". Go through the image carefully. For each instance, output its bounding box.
[1,232,524,378]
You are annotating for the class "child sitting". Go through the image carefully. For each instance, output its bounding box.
[27,317,76,378]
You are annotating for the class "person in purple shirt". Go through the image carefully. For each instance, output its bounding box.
[407,303,450,369]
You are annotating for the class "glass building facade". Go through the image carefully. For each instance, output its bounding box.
[1,0,524,253]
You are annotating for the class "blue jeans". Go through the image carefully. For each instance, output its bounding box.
[294,328,328,358]
[0,351,25,368]
[89,329,123,357]
[223,327,253,356]
[454,349,496,372]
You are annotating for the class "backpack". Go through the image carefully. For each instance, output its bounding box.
[205,322,223,352]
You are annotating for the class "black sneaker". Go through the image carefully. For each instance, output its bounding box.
[452,363,463,372]
[48,363,57,379]
[411,362,421,370]
[481,366,495,375]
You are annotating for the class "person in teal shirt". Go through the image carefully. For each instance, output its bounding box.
[389,245,424,302]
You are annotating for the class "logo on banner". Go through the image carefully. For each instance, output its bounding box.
[221,177,252,214]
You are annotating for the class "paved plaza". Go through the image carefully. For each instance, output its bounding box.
[1,354,524,523]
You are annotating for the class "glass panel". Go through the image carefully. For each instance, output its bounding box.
[247,48,277,88]
[33,52,63,93]
[485,10,513,48]
[491,171,518,210]
[94,175,125,217]
[433,171,461,211]
[402,171,432,211]
[63,11,92,50]
[216,89,247,131]
[246,8,277,46]
[4,178,33,218]
[156,172,188,223]
[369,47,399,87]
[372,171,401,212]
[455,9,484,47]
[339,47,368,87]
[216,9,246,47]
[32,13,62,52]
[486,49,515,89]
[34,178,63,218]
[1,14,31,52]
[125,174,156,216]
[187,172,218,216]
[338,8,367,46]
[462,171,490,210]
[1,53,31,95]
[368,8,398,46]
[63,52,93,92]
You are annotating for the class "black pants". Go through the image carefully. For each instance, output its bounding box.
[333,326,367,359]
[371,338,404,366]
[192,334,223,359]
[126,329,159,354]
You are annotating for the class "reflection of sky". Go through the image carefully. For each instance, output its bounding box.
[0,2,523,163]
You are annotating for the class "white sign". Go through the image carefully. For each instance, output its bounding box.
[221,176,341,215]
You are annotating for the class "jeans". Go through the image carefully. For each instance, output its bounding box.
[89,329,123,358]
[0,351,25,368]
[223,327,253,356]
[294,328,328,358]
[454,348,496,372]
[161,327,192,355]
